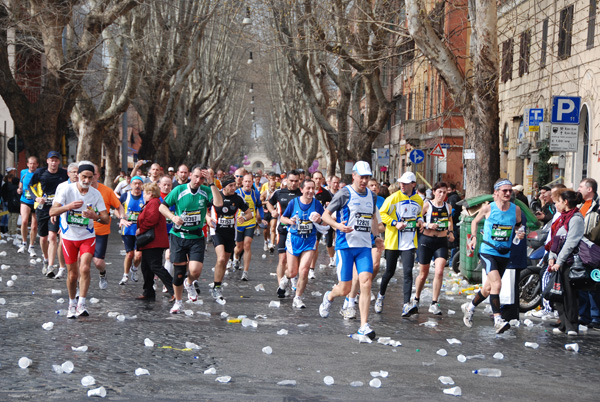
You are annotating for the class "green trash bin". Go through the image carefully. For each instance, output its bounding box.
[459,215,485,283]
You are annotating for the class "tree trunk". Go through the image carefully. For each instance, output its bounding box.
[103,124,121,187]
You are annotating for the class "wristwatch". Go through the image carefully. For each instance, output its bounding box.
[391,220,397,227]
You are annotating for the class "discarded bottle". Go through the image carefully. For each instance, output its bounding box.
[348,333,372,343]
[323,376,334,385]
[135,368,150,376]
[443,386,462,396]
[87,386,107,397]
[473,368,502,377]
[466,354,485,360]
[513,226,525,245]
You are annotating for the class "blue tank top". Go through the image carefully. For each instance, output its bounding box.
[121,192,145,236]
[284,198,323,239]
[20,169,35,204]
[480,202,516,257]
[336,186,374,249]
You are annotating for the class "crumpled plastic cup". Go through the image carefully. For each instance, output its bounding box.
[144,338,154,347]
[87,386,107,397]
[493,352,504,359]
[439,376,454,385]
[323,376,334,385]
[81,375,96,387]
[565,343,579,353]
[215,376,231,383]
[277,329,288,335]
[61,360,74,373]
[185,342,200,350]
[437,349,448,356]
[242,318,258,328]
[135,368,150,376]
[447,338,462,345]
[457,354,467,363]
[262,346,273,355]
[18,357,32,369]
[277,379,296,386]
[42,322,54,330]
[443,386,462,396]
[269,301,280,308]
[369,378,382,388]
[204,367,216,375]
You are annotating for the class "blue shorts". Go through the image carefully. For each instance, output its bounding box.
[121,235,136,253]
[94,234,109,259]
[286,235,317,257]
[335,247,373,282]
[235,226,255,242]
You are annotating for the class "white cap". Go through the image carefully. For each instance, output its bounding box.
[398,171,417,183]
[512,184,524,192]
[352,161,372,176]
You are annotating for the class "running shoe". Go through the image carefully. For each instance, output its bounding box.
[494,318,510,334]
[264,241,268,251]
[357,323,376,340]
[462,302,474,328]
[119,273,129,285]
[232,259,241,271]
[67,304,77,319]
[319,291,332,318]
[170,300,183,314]
[184,278,198,302]
[42,259,49,275]
[130,266,139,282]
[241,271,249,281]
[531,309,553,319]
[45,265,56,278]
[293,296,306,309]
[269,243,275,254]
[290,276,298,292]
[408,299,419,315]
[277,276,288,298]
[162,285,168,293]
[340,306,356,320]
[428,303,442,315]
[370,291,376,302]
[17,244,26,254]
[567,330,578,336]
[193,279,201,296]
[76,303,89,317]
[226,260,233,269]
[308,269,316,280]
[54,267,66,280]
[374,295,384,313]
[211,287,226,305]
[328,257,335,267]
[98,272,108,289]
[28,245,36,257]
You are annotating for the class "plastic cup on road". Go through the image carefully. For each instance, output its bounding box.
[135,368,150,376]
[443,386,462,396]
[369,378,382,388]
[262,346,273,355]
[81,375,96,387]
[52,364,64,374]
[323,376,334,385]
[62,361,74,373]
[87,386,107,397]
[6,311,18,318]
[565,343,579,353]
[6,280,14,287]
[18,357,32,369]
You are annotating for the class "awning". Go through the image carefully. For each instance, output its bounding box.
[548,156,560,164]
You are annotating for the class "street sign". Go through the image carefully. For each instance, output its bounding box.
[440,143,450,148]
[7,137,24,154]
[550,124,579,152]
[409,149,425,164]
[525,108,544,132]
[430,144,445,158]
[551,96,581,124]
[463,149,475,160]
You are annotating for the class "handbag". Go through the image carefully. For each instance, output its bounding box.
[568,255,597,291]
[542,269,564,303]
[136,227,155,248]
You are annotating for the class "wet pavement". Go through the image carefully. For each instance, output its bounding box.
[0,224,599,401]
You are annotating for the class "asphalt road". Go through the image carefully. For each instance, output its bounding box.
[0,224,598,401]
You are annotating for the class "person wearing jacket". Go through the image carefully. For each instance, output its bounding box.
[548,190,585,335]
[1,167,20,235]
[136,182,174,301]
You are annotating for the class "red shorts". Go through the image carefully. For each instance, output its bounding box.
[62,237,96,264]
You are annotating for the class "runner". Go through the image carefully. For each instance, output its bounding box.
[375,171,423,317]
[319,161,384,339]
[131,160,161,184]
[307,170,331,280]
[159,166,222,314]
[232,173,263,281]
[206,175,251,305]
[114,174,131,197]
[91,163,126,289]
[463,178,524,333]
[234,168,247,188]
[325,175,341,267]
[50,162,109,318]
[118,176,145,285]
[260,172,279,253]
[280,179,326,309]
[29,151,69,277]
[414,182,454,315]
[16,156,39,256]
[52,162,80,279]
[269,170,301,298]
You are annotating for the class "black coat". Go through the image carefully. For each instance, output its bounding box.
[1,177,21,213]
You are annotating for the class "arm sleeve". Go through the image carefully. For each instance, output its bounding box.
[119,193,127,204]
[326,187,349,213]
[138,200,160,232]
[556,216,585,266]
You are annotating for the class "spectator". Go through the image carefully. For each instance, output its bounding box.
[512,184,529,208]
[1,167,20,235]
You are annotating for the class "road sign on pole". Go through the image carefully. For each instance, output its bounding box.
[409,149,425,164]
[551,96,581,124]
[430,143,445,158]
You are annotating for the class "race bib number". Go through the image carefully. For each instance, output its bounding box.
[182,211,202,226]
[47,194,55,201]
[127,212,139,222]
[24,189,33,200]
[402,218,417,232]
[67,211,90,227]
[354,213,372,232]
[491,224,513,242]
[435,218,449,230]
[297,220,313,235]
[218,216,235,228]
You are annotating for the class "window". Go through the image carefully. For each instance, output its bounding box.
[541,18,548,68]
[588,0,597,49]
[558,5,574,60]
[519,30,530,76]
[423,84,428,119]
[501,38,513,82]
[437,79,442,114]
[407,91,413,120]
[429,75,435,117]
[395,96,405,124]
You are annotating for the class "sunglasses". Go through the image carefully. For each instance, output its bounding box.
[235,175,243,178]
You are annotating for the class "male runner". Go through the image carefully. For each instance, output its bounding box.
[119,176,145,284]
[51,162,109,318]
[319,161,384,339]
[172,164,190,188]
[159,166,222,313]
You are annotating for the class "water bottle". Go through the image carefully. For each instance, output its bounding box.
[291,212,299,230]
[472,368,502,377]
[513,226,525,245]
[37,193,47,209]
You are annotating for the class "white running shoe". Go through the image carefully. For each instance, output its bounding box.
[428,303,442,315]
[17,244,26,254]
[290,276,298,291]
[494,318,510,334]
[130,266,139,282]
[462,302,474,328]
[211,287,226,305]
[241,271,249,281]
[277,276,288,298]
[319,291,332,318]
[184,278,198,302]
[119,273,129,285]
[28,246,36,257]
[374,295,384,313]
[45,265,56,278]
[341,306,356,319]
[67,304,77,319]
[357,323,376,340]
[308,269,316,280]
[98,273,108,289]
[328,257,335,267]
[264,241,268,251]
[76,303,89,317]
[54,267,66,279]
[293,296,306,309]
[170,300,183,314]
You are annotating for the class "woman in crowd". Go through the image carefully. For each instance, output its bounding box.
[136,182,174,301]
[548,190,585,335]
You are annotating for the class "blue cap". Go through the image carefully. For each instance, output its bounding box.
[47,151,61,159]
[131,176,144,183]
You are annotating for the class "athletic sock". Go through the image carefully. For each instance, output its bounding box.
[214,281,222,288]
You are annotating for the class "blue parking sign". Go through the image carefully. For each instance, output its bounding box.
[551,96,580,124]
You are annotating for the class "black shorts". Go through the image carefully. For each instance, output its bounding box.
[417,234,449,264]
[479,252,509,277]
[94,234,109,259]
[121,234,137,253]
[170,234,205,263]
[235,226,255,242]
[212,232,235,254]
[36,207,59,237]
[264,212,272,222]
[325,227,335,248]
[277,229,288,254]
[20,202,34,212]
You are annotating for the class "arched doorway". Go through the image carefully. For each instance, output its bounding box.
[572,104,590,185]
[252,161,264,172]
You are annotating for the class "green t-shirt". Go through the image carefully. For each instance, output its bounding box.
[163,183,213,239]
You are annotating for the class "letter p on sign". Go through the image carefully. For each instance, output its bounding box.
[551,96,580,124]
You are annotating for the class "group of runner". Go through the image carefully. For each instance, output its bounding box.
[11,153,526,337]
